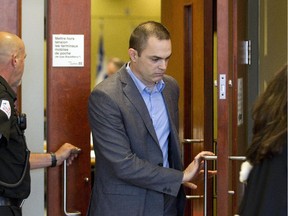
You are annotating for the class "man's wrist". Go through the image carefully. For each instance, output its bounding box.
[182,171,187,183]
[50,152,57,167]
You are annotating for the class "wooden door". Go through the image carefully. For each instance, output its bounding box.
[0,0,21,34]
[46,0,91,215]
[0,0,22,109]
[216,0,248,215]
[162,0,215,215]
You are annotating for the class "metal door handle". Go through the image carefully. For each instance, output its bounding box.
[201,155,246,216]
[186,195,204,199]
[182,139,204,144]
[229,156,246,161]
[63,160,81,216]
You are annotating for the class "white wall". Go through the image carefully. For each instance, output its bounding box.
[21,0,45,215]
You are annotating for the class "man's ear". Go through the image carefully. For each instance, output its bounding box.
[11,54,17,68]
[128,48,138,62]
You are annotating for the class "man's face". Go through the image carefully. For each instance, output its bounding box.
[130,36,172,87]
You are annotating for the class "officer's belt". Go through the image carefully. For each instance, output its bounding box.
[0,196,23,207]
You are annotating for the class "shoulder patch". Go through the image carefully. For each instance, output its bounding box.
[0,99,11,119]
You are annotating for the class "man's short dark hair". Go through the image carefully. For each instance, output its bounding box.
[129,21,170,56]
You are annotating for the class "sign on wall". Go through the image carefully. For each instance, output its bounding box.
[52,34,84,67]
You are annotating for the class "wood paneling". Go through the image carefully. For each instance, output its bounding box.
[217,0,248,215]
[217,0,232,214]
[0,0,21,34]
[0,0,22,110]
[46,0,91,215]
[162,0,214,215]
[231,0,248,213]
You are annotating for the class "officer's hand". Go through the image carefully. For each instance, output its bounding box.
[55,143,81,166]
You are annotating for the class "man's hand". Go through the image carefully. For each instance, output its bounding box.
[55,143,81,166]
[182,151,217,189]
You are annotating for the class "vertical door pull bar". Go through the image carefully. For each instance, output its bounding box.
[203,155,217,216]
[63,160,81,216]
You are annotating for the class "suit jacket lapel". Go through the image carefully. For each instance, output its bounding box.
[119,68,159,145]
[162,78,182,169]
[162,78,177,134]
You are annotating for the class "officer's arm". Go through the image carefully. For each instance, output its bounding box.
[29,153,53,169]
[29,143,81,169]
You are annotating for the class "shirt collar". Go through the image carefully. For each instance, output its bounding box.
[126,62,165,94]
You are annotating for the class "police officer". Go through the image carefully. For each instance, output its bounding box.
[0,32,81,216]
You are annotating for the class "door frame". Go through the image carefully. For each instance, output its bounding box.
[216,0,249,215]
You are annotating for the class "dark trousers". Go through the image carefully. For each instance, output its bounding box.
[0,206,22,216]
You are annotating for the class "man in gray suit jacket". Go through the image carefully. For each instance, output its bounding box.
[88,21,215,216]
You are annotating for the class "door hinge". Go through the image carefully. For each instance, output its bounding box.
[241,40,251,65]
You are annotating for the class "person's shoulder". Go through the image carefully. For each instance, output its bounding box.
[92,72,122,95]
[0,79,6,92]
[0,83,12,102]
[164,74,178,83]
[0,77,16,101]
[163,74,179,89]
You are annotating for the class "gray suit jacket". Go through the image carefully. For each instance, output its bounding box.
[87,65,186,216]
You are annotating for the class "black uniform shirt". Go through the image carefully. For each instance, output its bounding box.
[0,76,31,199]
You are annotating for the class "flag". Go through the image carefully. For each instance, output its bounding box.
[95,35,106,85]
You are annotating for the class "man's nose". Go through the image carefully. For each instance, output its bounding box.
[159,60,168,70]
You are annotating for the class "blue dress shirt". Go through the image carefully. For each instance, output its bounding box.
[126,63,170,168]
